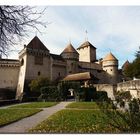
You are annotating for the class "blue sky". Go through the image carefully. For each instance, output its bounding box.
[8,6,140,68]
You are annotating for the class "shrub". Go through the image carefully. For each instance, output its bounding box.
[29,77,50,94]
[38,86,61,102]
[115,91,132,103]
[95,91,108,102]
[75,87,96,102]
[58,81,80,101]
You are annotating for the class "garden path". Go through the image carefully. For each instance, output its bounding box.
[0,101,72,133]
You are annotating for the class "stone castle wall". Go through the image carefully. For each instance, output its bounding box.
[117,80,140,99]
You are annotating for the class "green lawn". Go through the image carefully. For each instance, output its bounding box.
[0,102,58,127]
[29,109,125,133]
[66,102,112,109]
[9,102,58,108]
[0,108,42,126]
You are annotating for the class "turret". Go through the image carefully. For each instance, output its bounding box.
[122,60,130,73]
[102,52,118,84]
[16,36,51,100]
[61,43,79,75]
[77,41,96,63]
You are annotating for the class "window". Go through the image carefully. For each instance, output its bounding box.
[38,71,41,76]
[58,72,61,76]
[34,56,43,65]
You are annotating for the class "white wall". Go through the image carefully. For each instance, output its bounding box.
[0,66,19,90]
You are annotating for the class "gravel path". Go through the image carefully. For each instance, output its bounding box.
[0,102,72,133]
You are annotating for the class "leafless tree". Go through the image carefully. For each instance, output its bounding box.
[0,6,47,56]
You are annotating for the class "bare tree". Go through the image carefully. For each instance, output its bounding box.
[0,6,47,56]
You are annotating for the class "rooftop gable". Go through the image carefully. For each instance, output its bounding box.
[77,41,96,50]
[26,36,49,51]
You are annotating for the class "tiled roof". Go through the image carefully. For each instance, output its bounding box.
[103,52,118,61]
[61,43,78,54]
[63,72,98,81]
[77,41,96,50]
[26,36,49,51]
[122,60,130,69]
[50,53,65,61]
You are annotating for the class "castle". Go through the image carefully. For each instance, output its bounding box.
[0,36,125,100]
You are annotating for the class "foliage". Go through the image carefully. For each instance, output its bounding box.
[95,91,109,102]
[38,86,61,102]
[115,91,132,102]
[29,109,125,133]
[98,98,140,133]
[58,81,80,101]
[75,86,96,101]
[114,91,132,108]
[9,102,58,108]
[0,108,41,126]
[0,6,47,56]
[29,77,50,94]
[124,47,140,78]
[135,47,140,58]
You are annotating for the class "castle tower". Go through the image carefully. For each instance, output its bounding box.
[16,36,51,100]
[102,52,118,85]
[61,43,79,75]
[122,60,130,73]
[77,41,96,63]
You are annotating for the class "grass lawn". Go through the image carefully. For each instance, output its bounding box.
[29,109,125,133]
[0,102,58,127]
[0,108,42,126]
[9,102,58,108]
[66,102,112,109]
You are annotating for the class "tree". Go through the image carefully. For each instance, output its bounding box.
[98,98,140,133]
[29,77,50,94]
[124,47,140,78]
[135,46,140,58]
[0,6,47,56]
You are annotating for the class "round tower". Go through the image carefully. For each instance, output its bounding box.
[61,43,79,75]
[102,52,118,85]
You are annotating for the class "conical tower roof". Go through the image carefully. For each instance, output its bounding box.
[61,43,78,54]
[26,36,49,51]
[103,52,118,61]
[77,41,96,50]
[122,60,130,69]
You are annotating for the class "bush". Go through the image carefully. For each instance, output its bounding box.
[58,81,80,101]
[38,86,61,102]
[75,87,96,102]
[29,77,50,94]
[95,91,108,102]
[115,91,132,103]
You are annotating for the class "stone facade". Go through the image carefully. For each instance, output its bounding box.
[0,36,123,100]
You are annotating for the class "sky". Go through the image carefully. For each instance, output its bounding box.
[7,6,140,68]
